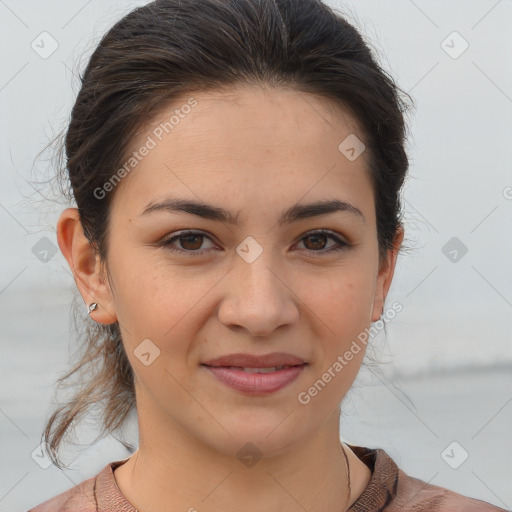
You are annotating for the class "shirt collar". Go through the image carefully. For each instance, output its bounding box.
[96,444,399,511]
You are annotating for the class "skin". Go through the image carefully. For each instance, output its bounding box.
[57,84,404,512]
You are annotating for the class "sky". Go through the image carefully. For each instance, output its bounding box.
[0,0,511,374]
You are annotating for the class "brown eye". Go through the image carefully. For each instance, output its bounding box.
[160,230,216,256]
[303,233,329,251]
[297,230,349,255]
[178,234,204,251]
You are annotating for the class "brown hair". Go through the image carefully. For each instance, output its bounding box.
[42,0,414,469]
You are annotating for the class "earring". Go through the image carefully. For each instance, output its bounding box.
[88,302,98,315]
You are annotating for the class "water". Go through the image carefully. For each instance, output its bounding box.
[1,287,511,510]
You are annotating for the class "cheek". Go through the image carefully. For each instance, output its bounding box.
[304,266,375,336]
[109,255,216,346]
[300,275,372,405]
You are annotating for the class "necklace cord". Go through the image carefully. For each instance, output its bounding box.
[340,442,352,511]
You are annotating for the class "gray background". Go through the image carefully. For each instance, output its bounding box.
[0,0,511,510]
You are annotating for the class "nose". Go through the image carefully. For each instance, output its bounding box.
[218,252,299,337]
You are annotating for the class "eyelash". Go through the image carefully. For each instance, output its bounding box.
[159,229,349,257]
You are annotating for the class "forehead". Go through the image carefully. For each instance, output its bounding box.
[110,85,375,223]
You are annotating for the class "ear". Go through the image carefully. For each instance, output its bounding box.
[371,225,404,323]
[56,207,118,324]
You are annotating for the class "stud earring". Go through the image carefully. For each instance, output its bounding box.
[88,302,98,315]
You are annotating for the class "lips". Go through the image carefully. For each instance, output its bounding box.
[201,352,307,395]
[202,352,306,369]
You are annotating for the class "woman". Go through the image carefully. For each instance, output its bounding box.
[28,0,507,510]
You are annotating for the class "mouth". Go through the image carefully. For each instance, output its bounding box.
[210,364,303,373]
[200,353,308,395]
[202,352,306,369]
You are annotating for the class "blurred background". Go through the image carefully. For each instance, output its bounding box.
[0,0,511,510]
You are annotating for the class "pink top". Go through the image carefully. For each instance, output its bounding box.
[27,444,508,511]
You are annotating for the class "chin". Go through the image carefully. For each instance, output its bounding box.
[201,409,307,460]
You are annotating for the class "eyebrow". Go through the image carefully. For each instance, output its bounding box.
[140,197,366,226]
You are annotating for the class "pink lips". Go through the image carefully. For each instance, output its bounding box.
[201,352,307,395]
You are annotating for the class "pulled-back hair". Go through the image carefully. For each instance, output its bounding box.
[43,0,413,469]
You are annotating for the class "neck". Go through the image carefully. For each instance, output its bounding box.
[114,411,371,512]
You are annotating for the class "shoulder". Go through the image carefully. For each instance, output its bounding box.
[392,468,509,511]
[347,444,509,512]
[26,458,133,512]
[26,467,102,512]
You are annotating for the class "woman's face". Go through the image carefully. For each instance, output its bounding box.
[99,85,401,457]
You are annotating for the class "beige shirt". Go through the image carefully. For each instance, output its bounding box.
[27,444,509,511]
